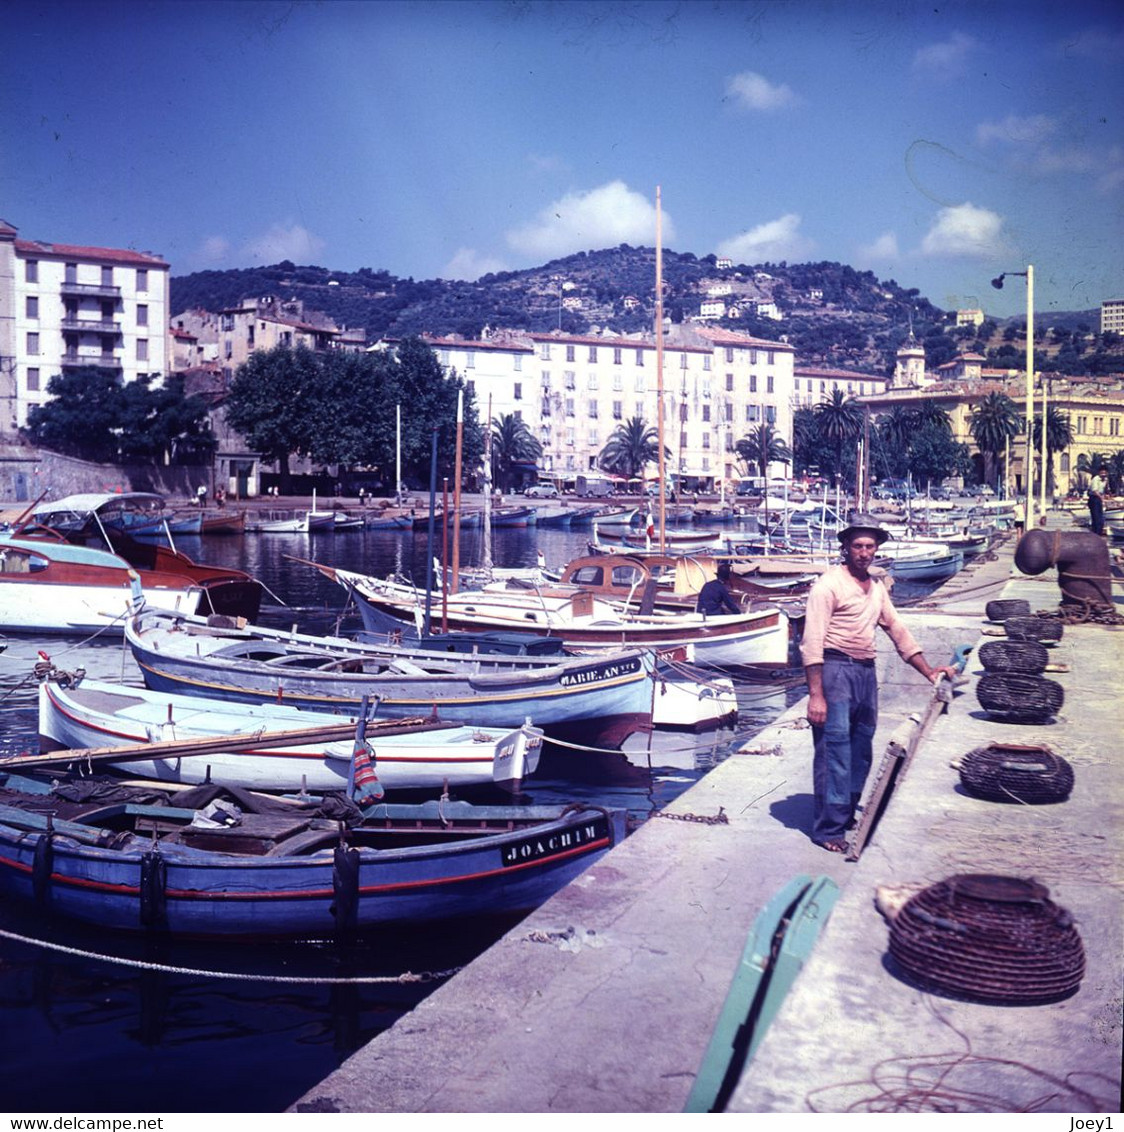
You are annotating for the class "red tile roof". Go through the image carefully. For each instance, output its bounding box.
[14,238,167,267]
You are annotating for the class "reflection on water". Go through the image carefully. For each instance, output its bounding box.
[0,523,808,1112]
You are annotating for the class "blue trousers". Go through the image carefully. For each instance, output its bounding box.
[1089,494,1104,536]
[811,654,878,842]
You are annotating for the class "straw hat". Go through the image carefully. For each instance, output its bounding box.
[837,512,890,546]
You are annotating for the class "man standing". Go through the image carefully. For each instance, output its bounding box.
[801,515,957,853]
[1088,465,1108,536]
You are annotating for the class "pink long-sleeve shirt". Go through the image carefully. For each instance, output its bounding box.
[800,563,922,667]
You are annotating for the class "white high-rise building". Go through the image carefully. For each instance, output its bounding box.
[0,219,170,432]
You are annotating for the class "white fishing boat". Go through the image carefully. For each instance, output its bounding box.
[36,677,542,793]
[319,563,791,670]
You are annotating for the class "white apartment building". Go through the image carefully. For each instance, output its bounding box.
[792,366,889,409]
[427,325,797,489]
[0,219,170,432]
[1101,299,1124,335]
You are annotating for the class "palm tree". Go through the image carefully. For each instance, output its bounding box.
[490,413,541,492]
[791,407,819,478]
[1031,407,1073,497]
[969,391,1021,492]
[876,404,915,481]
[735,422,791,479]
[813,389,864,487]
[598,416,663,480]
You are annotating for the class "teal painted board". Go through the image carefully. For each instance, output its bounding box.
[684,875,839,1113]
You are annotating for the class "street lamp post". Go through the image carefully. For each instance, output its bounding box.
[992,265,1035,528]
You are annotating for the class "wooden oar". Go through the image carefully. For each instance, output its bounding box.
[0,715,447,772]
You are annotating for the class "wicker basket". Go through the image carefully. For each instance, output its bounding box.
[958,743,1074,803]
[1004,615,1064,643]
[888,874,1085,1004]
[976,672,1064,722]
[977,639,1049,674]
[985,598,1031,623]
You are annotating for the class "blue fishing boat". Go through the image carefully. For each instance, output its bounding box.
[124,608,656,747]
[0,772,626,938]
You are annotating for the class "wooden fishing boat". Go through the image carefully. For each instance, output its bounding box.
[36,677,543,793]
[320,564,790,670]
[200,510,247,536]
[0,772,626,937]
[0,529,261,634]
[364,512,414,531]
[124,608,657,747]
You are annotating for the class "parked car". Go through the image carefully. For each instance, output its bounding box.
[524,483,559,499]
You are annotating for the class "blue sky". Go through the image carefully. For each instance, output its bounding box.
[3,0,1121,318]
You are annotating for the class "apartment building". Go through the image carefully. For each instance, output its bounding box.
[0,219,169,432]
[1101,299,1124,335]
[426,324,796,490]
[792,366,889,409]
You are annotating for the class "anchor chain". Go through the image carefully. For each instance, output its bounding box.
[651,806,728,825]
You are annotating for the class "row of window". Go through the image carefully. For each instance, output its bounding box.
[24,260,151,291]
[24,296,150,326]
[1072,416,1120,436]
[25,333,151,360]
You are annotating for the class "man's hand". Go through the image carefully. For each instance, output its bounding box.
[807,690,827,726]
[928,665,959,684]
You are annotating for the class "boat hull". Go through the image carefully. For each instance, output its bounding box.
[124,610,655,747]
[0,797,626,937]
[36,680,542,793]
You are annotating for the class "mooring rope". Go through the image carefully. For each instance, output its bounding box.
[0,925,462,985]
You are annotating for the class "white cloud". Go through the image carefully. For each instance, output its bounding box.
[716,214,814,263]
[194,235,231,265]
[506,182,674,260]
[920,203,1005,258]
[976,115,1123,191]
[526,152,569,176]
[240,222,325,265]
[857,232,900,260]
[912,32,977,79]
[1058,24,1124,62]
[442,247,510,281]
[725,71,797,112]
[976,114,1058,148]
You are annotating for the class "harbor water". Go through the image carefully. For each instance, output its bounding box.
[0,520,937,1113]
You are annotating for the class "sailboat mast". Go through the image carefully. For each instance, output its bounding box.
[395,404,403,505]
[482,393,493,574]
[655,185,667,554]
[451,388,464,594]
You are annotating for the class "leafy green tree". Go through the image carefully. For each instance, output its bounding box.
[24,367,125,462]
[392,337,483,489]
[813,389,864,486]
[876,404,916,480]
[735,422,791,478]
[599,416,661,479]
[791,408,819,477]
[24,368,214,466]
[907,425,971,488]
[1030,406,1073,496]
[969,392,1021,491]
[224,345,321,487]
[491,412,541,492]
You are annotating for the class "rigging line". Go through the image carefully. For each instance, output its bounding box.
[0,926,462,985]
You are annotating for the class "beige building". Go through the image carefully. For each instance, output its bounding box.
[0,218,170,432]
[861,342,1124,495]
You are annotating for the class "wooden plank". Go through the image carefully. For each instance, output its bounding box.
[0,715,443,771]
